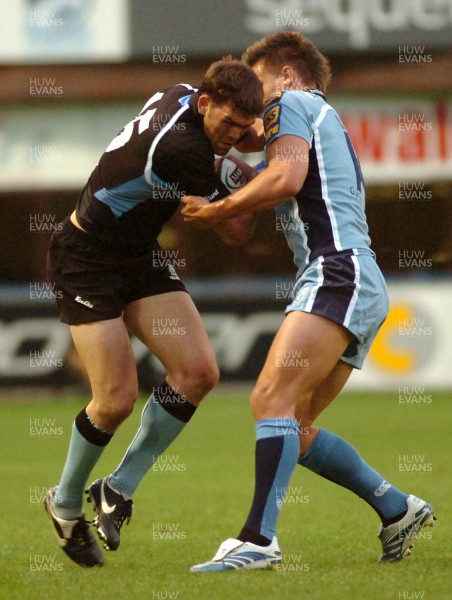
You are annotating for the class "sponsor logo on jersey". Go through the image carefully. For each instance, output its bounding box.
[206,189,220,202]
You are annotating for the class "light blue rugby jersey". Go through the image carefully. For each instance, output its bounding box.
[263,90,371,276]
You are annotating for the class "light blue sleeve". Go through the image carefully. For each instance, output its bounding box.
[263,92,313,148]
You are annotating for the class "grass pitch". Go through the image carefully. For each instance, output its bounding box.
[0,388,450,600]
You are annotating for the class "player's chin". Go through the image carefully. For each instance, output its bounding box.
[215,142,233,155]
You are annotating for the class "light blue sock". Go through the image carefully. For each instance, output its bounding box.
[109,395,188,497]
[54,422,107,511]
[241,418,300,542]
[299,428,408,522]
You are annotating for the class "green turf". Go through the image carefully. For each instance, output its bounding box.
[0,389,450,600]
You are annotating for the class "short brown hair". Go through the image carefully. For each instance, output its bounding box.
[199,58,263,116]
[242,32,331,93]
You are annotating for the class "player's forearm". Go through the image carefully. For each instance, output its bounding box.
[213,163,299,219]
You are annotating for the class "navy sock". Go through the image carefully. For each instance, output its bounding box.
[299,428,409,524]
[238,418,300,545]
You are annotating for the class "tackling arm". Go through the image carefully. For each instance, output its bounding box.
[181,135,309,226]
[211,155,259,245]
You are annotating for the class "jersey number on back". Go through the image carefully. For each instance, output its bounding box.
[106,92,164,152]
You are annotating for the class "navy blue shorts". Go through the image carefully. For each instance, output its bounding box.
[47,219,187,325]
[286,249,389,369]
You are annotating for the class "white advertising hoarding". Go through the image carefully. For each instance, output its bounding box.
[0,0,130,63]
[0,104,135,190]
[0,280,451,389]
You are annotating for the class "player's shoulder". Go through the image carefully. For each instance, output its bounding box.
[263,89,318,117]
[160,82,197,99]
[263,91,285,108]
[271,88,325,104]
[170,83,198,107]
[280,91,331,126]
[153,109,212,170]
[140,83,197,116]
[262,90,309,129]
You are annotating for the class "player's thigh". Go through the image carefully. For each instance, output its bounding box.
[70,317,138,406]
[123,291,219,393]
[251,311,353,419]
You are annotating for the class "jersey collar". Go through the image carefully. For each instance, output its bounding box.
[189,91,204,129]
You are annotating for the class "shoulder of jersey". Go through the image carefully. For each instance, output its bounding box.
[264,91,285,108]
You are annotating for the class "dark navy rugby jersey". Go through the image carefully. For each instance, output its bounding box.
[75,84,230,254]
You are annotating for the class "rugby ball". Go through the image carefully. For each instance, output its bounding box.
[216,156,248,191]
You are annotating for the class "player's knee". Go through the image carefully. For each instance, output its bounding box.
[299,425,319,455]
[190,357,219,395]
[250,380,311,420]
[250,379,280,417]
[95,384,138,424]
[171,356,219,401]
[112,395,137,422]
[206,357,220,388]
[250,383,274,417]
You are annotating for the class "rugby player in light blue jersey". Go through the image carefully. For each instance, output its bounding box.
[182,32,435,571]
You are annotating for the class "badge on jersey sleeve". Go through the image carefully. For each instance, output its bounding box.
[263,104,281,144]
[264,91,284,108]
[263,92,284,144]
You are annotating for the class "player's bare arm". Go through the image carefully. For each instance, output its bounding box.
[190,154,259,243]
[185,196,256,243]
[181,135,308,226]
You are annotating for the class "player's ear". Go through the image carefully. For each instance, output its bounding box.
[281,65,293,89]
[198,94,209,116]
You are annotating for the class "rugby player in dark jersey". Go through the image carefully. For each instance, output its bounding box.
[44,59,263,567]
